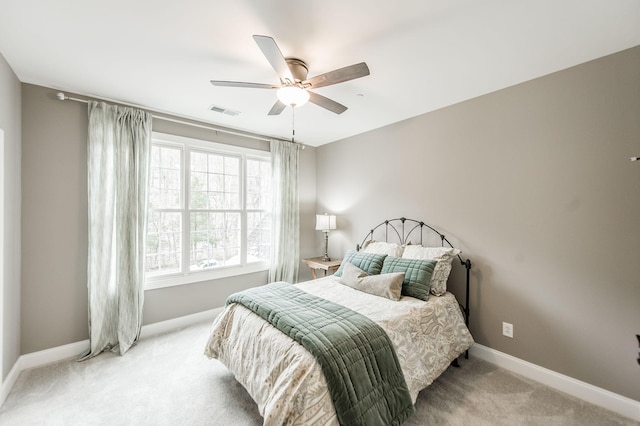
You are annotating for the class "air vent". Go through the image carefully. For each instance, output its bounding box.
[209,105,240,116]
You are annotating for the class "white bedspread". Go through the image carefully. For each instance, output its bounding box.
[204,276,473,425]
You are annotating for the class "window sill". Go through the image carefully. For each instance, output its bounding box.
[144,262,270,291]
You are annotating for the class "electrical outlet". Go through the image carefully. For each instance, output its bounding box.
[502,322,514,338]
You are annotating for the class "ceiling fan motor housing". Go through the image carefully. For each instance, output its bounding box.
[284,58,309,83]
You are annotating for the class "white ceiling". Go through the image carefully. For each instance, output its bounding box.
[1,0,639,146]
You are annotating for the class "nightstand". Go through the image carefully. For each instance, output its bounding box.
[302,257,342,279]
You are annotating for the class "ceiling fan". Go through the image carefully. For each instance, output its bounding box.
[210,35,370,115]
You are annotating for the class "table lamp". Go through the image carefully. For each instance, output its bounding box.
[315,214,337,261]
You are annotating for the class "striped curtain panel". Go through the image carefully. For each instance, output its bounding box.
[269,140,300,283]
[80,101,151,360]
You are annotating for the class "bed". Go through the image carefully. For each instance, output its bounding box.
[205,217,474,425]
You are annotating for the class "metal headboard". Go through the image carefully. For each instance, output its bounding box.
[356,217,472,359]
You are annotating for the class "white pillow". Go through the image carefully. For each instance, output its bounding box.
[339,262,404,301]
[401,245,461,296]
[362,240,404,257]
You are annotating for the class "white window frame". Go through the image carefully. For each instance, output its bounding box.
[145,132,270,290]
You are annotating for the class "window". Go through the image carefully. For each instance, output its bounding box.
[145,133,271,289]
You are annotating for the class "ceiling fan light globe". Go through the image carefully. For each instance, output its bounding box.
[277,86,310,107]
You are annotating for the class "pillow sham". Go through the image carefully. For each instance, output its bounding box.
[401,245,461,296]
[334,250,387,277]
[380,256,436,301]
[402,245,460,260]
[361,240,404,257]
[339,263,404,301]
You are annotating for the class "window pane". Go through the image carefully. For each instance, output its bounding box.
[191,171,207,191]
[246,159,271,210]
[191,152,207,172]
[225,193,239,210]
[189,212,241,270]
[207,192,221,210]
[149,145,182,210]
[145,212,182,276]
[225,156,240,175]
[190,151,240,210]
[248,211,270,262]
[208,173,223,192]
[208,155,224,173]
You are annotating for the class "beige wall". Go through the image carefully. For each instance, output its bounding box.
[20,83,317,353]
[0,53,21,382]
[21,85,89,354]
[316,46,640,401]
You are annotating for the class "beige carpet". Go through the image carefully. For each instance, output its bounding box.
[0,317,636,426]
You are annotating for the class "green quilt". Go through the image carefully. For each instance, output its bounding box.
[227,281,415,426]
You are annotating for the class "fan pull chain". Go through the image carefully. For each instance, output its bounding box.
[289,106,304,148]
[291,106,296,144]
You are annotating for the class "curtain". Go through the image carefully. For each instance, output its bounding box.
[80,101,151,360]
[269,140,300,283]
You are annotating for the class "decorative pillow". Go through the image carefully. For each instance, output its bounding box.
[339,263,404,301]
[380,257,436,301]
[334,250,387,277]
[401,246,461,296]
[361,240,404,257]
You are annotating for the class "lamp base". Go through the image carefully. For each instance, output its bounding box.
[322,231,330,262]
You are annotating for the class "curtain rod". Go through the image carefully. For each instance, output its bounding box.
[55,91,292,145]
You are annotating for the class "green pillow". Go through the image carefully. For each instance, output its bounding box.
[334,250,387,277]
[380,257,437,301]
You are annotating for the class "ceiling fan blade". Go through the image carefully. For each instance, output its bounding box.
[302,62,370,89]
[253,35,294,83]
[268,100,286,116]
[210,80,279,89]
[308,91,348,114]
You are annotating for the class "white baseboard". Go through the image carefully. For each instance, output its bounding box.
[0,358,21,409]
[470,344,640,422]
[0,307,221,408]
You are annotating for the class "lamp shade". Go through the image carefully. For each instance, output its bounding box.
[277,86,310,107]
[315,214,337,231]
